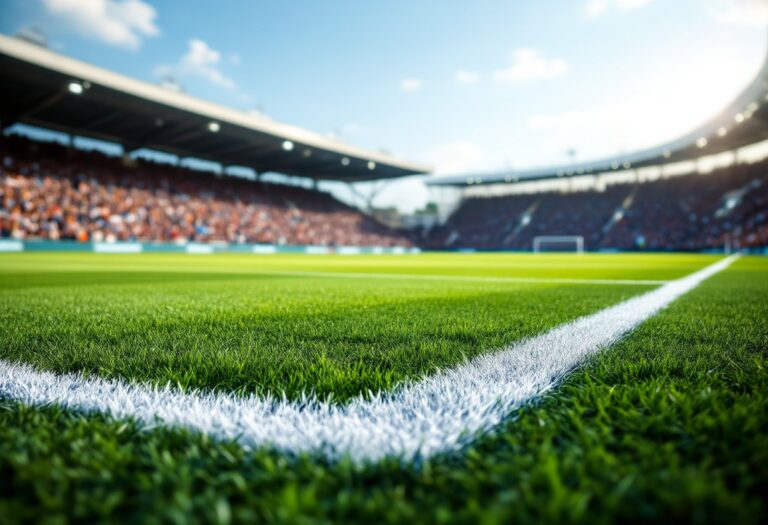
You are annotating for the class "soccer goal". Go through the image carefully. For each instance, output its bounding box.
[533,235,584,253]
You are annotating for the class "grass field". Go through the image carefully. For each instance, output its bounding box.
[0,252,766,523]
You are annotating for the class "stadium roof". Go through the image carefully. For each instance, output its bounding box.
[428,47,768,187]
[0,34,431,182]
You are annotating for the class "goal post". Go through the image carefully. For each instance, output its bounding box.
[533,235,584,253]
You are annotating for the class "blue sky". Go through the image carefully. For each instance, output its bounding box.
[1,0,767,211]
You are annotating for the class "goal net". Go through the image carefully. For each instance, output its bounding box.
[533,235,584,253]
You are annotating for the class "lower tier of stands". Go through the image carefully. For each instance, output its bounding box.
[0,136,412,247]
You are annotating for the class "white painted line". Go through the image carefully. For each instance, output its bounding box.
[336,247,362,255]
[252,245,277,254]
[249,269,669,286]
[186,243,214,254]
[0,240,23,252]
[93,242,143,254]
[0,255,738,463]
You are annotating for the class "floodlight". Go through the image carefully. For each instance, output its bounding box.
[67,82,83,95]
[208,121,220,133]
[282,140,294,151]
[696,137,707,148]
[341,157,350,166]
[367,161,376,170]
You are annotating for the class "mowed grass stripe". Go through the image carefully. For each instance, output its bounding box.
[0,256,736,463]
[0,255,661,401]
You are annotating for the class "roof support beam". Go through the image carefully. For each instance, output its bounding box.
[1,89,64,127]
[125,120,203,153]
[204,140,276,159]
[80,109,125,131]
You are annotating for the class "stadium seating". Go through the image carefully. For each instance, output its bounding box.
[428,160,768,251]
[3,135,767,251]
[0,136,412,247]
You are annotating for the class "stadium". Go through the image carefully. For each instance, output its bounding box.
[0,2,766,523]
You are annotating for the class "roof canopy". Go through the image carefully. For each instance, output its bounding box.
[0,34,430,182]
[429,46,768,187]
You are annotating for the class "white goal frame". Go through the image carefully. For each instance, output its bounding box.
[533,235,584,254]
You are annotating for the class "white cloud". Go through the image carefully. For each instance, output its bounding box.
[425,140,485,175]
[455,70,480,85]
[493,48,568,82]
[156,39,237,90]
[180,39,236,89]
[42,0,159,50]
[341,123,361,135]
[711,0,768,27]
[584,0,653,18]
[400,78,423,92]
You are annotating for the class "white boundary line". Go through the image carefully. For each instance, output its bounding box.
[0,256,738,463]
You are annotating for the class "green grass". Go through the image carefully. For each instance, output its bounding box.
[0,252,766,523]
[0,252,683,401]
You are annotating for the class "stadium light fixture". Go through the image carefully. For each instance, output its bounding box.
[208,121,220,133]
[67,82,83,95]
[717,127,728,137]
[611,162,619,170]
[341,157,350,166]
[282,140,294,151]
[696,137,708,148]
[623,162,631,169]
[302,149,312,158]
[367,161,376,170]
[735,112,745,123]
[663,150,671,158]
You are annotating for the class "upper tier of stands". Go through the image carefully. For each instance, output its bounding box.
[0,136,412,246]
[427,160,768,251]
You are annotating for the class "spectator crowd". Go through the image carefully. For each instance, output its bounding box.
[3,135,767,252]
[0,136,411,247]
[428,159,768,251]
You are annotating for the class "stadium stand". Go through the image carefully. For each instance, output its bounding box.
[427,160,768,251]
[0,136,412,247]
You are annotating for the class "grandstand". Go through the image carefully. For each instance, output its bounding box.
[427,160,768,251]
[0,135,413,247]
[0,33,426,251]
